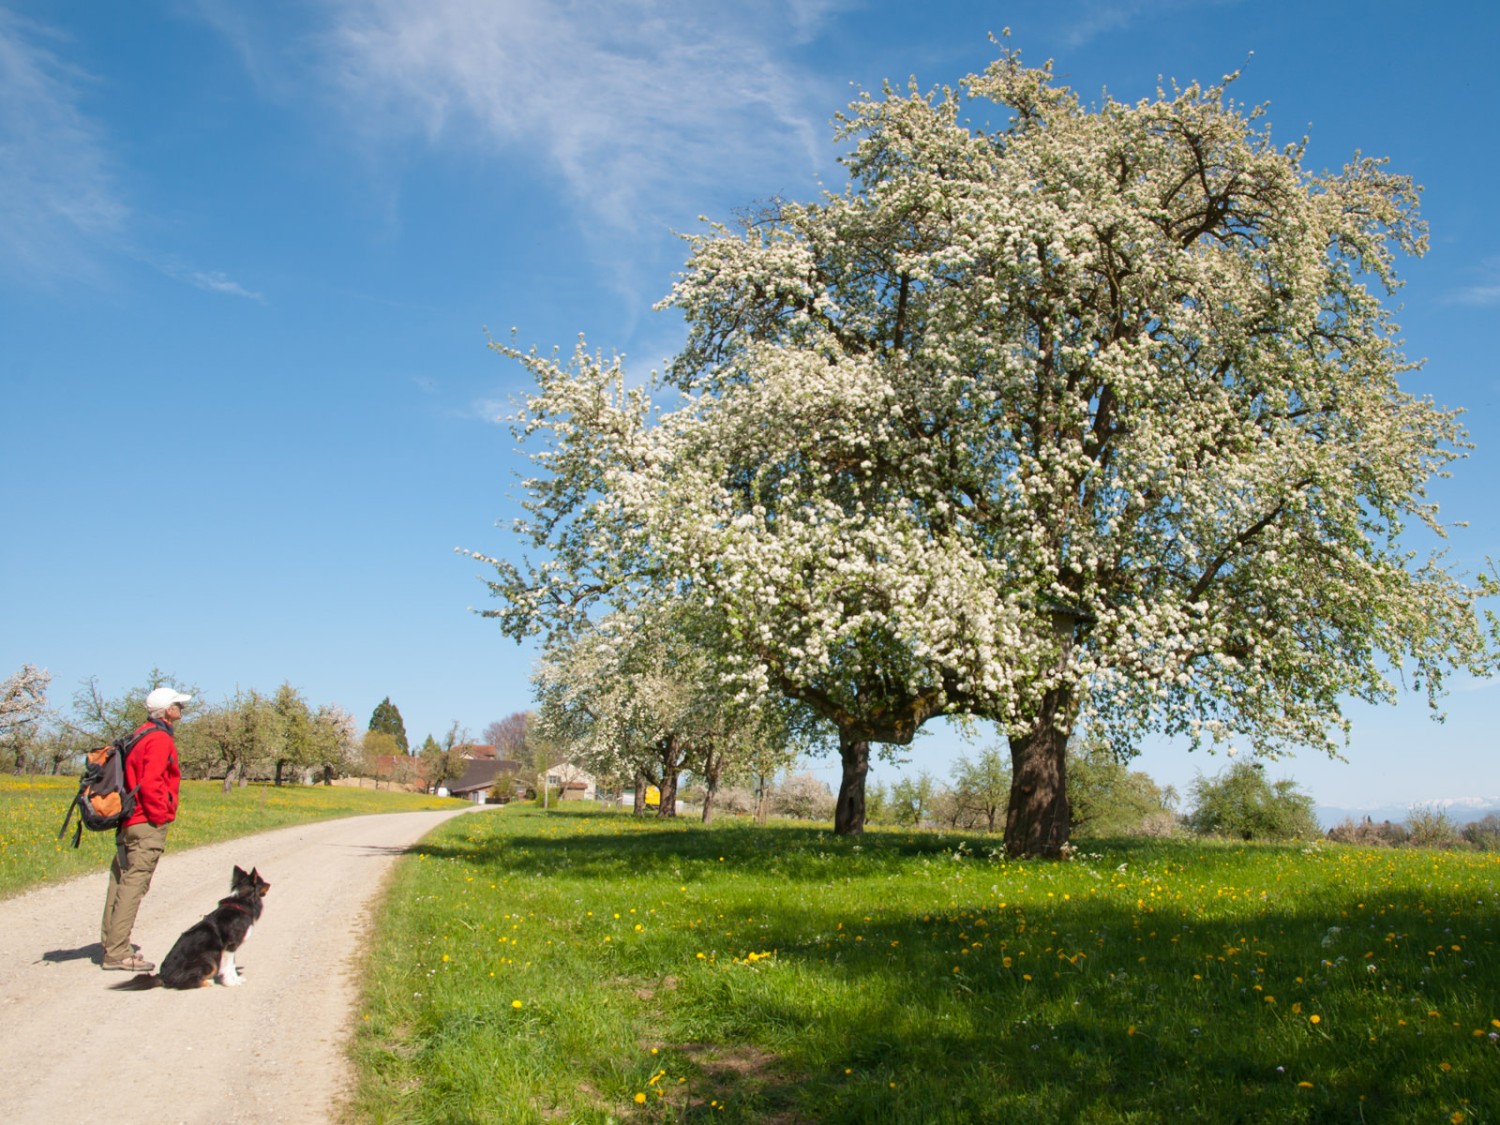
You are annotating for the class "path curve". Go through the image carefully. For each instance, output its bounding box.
[0,806,487,1124]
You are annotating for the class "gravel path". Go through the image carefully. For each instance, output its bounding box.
[0,806,486,1124]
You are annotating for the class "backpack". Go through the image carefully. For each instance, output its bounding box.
[57,721,168,848]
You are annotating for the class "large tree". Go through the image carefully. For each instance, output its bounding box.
[367,696,409,754]
[482,45,1492,857]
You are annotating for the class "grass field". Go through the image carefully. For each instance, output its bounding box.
[351,806,1500,1125]
[0,774,465,899]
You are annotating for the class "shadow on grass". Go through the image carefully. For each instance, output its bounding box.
[397,810,1500,1123]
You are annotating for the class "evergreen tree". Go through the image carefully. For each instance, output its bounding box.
[368,696,409,753]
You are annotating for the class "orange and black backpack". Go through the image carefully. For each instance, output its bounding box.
[57,721,167,848]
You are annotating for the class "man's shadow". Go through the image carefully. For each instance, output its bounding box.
[40,943,109,965]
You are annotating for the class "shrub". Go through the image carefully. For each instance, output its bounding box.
[1186,761,1320,841]
[1461,813,1500,851]
[1326,817,1408,847]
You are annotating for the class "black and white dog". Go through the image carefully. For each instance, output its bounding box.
[112,865,270,990]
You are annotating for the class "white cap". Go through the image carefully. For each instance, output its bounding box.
[145,687,192,711]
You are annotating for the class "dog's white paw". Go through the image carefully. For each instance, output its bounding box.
[219,972,244,987]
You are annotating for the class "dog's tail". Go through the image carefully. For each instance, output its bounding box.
[108,973,162,991]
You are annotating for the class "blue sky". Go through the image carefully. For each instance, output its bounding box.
[3,0,1498,811]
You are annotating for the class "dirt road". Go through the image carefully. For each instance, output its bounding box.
[0,806,486,1124]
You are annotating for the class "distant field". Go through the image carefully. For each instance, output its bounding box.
[0,775,466,899]
[353,807,1500,1124]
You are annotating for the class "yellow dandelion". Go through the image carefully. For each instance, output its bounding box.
[634,1093,646,1105]
[1310,1015,1321,1025]
[511,1000,523,1009]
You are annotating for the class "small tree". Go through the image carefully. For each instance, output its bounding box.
[0,664,50,773]
[1405,805,1462,849]
[484,711,534,768]
[772,772,836,821]
[190,689,282,792]
[949,747,1013,833]
[310,704,360,784]
[890,773,937,828]
[269,682,324,786]
[361,730,405,789]
[1186,762,1319,841]
[1068,735,1177,838]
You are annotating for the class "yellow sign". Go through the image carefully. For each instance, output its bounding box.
[645,785,661,807]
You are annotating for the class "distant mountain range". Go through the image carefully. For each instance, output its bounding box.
[1313,796,1500,831]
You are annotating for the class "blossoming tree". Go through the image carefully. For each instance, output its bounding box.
[480,45,1492,856]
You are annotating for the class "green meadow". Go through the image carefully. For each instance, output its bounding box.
[352,806,1500,1125]
[0,775,463,899]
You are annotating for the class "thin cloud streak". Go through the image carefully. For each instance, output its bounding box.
[189,270,266,302]
[0,8,128,287]
[319,0,838,231]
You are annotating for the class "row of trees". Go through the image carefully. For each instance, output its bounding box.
[719,753,1500,852]
[474,44,1496,855]
[678,736,1177,836]
[3,664,364,789]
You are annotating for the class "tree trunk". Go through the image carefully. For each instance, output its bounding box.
[275,758,286,787]
[323,764,333,786]
[833,735,869,835]
[700,745,722,824]
[657,768,679,818]
[222,762,237,795]
[633,769,648,816]
[1004,689,1077,858]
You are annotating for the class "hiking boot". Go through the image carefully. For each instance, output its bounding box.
[103,954,154,972]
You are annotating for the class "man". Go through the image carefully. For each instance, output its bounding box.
[100,686,189,972]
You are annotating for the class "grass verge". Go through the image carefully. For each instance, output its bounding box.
[0,774,466,899]
[351,806,1500,1125]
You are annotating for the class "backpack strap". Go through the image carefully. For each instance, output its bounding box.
[113,719,169,831]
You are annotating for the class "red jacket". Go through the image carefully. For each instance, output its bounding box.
[122,721,180,829]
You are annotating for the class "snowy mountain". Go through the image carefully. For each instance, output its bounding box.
[1314,798,1500,831]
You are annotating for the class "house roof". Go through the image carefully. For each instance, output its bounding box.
[448,758,523,795]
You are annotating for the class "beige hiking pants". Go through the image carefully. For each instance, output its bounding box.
[100,822,168,963]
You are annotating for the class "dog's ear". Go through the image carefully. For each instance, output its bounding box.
[232,865,247,884]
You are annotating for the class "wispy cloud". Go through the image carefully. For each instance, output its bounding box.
[315,0,841,231]
[1449,285,1500,308]
[188,269,265,302]
[0,9,127,287]
[1444,256,1500,307]
[1054,0,1242,49]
